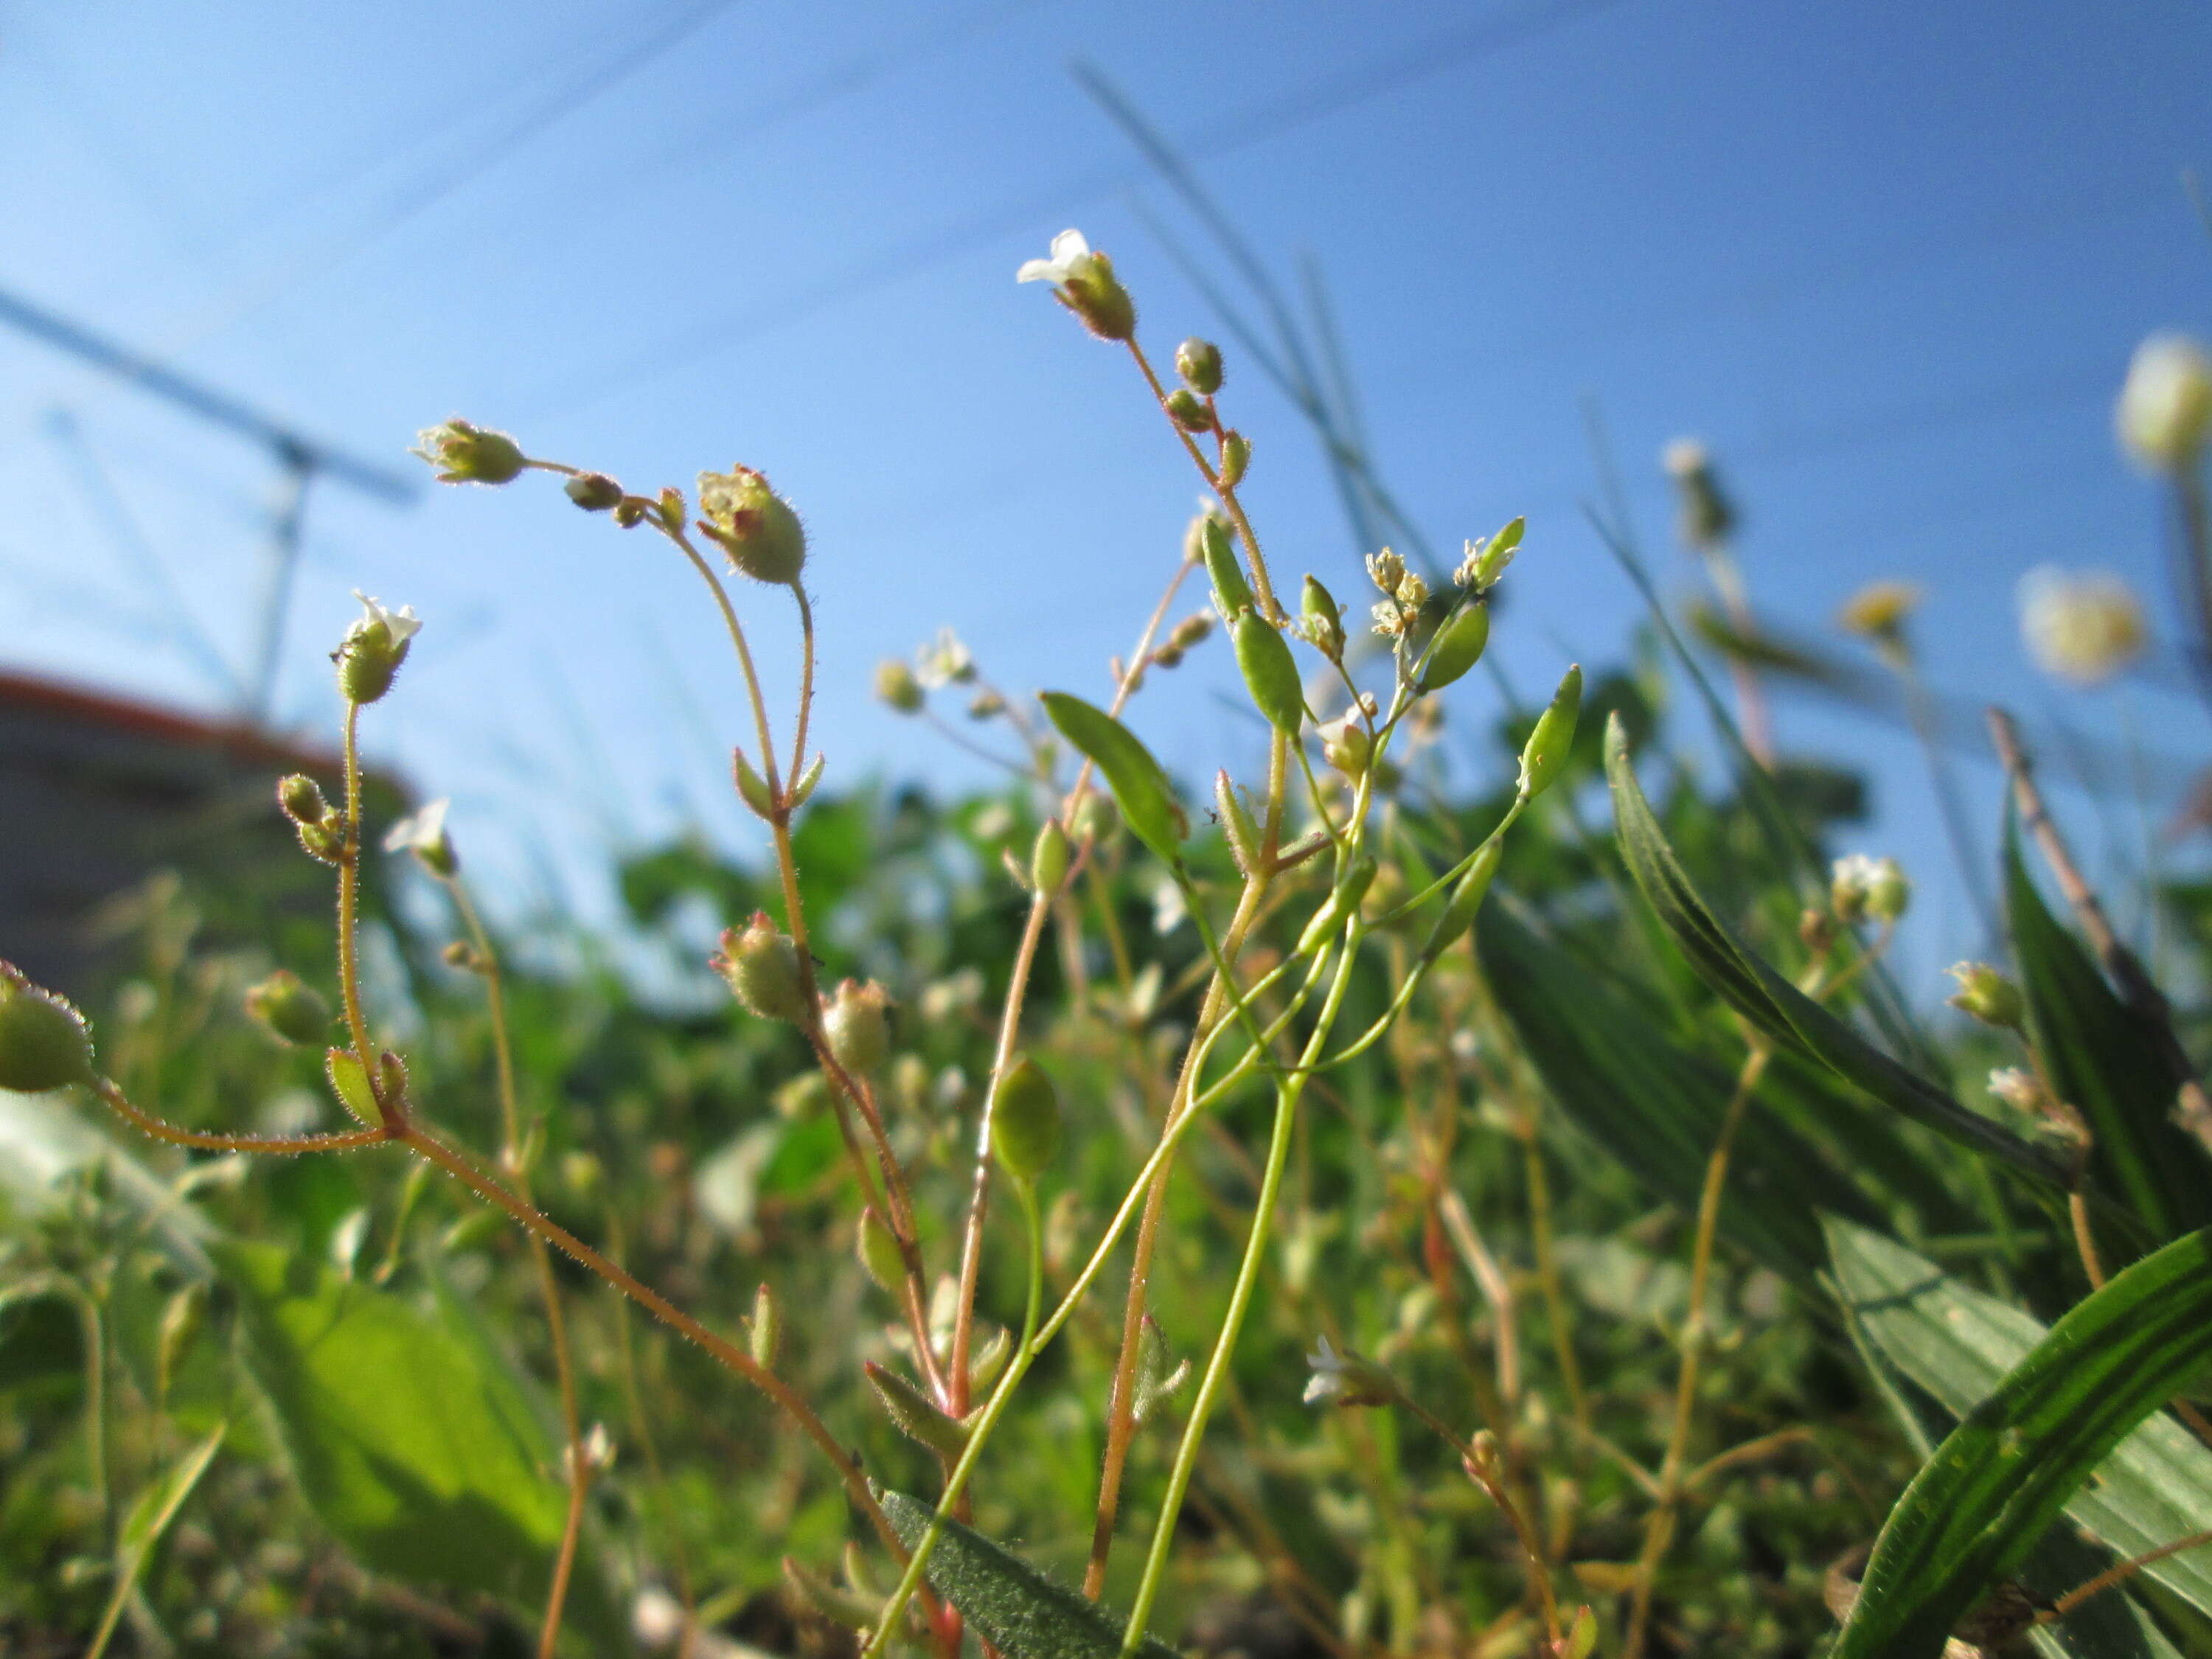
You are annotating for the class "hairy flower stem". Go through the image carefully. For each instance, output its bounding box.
[335,704,375,1069]
[1125,339,1281,618]
[441,876,590,1659]
[1623,1037,1771,1659]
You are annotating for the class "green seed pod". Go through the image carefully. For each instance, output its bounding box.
[1419,838,1504,963]
[1470,516,1525,591]
[1232,611,1305,734]
[1517,664,1582,801]
[710,913,809,1024]
[413,419,526,485]
[824,979,893,1078]
[866,1360,970,1458]
[876,658,925,713]
[563,471,623,511]
[1175,337,1224,396]
[1215,771,1262,877]
[856,1206,905,1293]
[1296,855,1378,954]
[748,1282,781,1368]
[0,970,95,1093]
[990,1055,1062,1184]
[1072,790,1119,847]
[1418,602,1490,692]
[697,465,807,585]
[276,773,330,826]
[1301,576,1344,660]
[244,970,333,1047]
[1164,387,1212,432]
[733,748,776,819]
[1032,818,1072,894]
[1219,430,1251,488]
[1200,515,1253,619]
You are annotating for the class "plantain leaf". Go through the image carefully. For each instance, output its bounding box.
[1604,714,2072,1194]
[881,1489,1181,1659]
[2004,831,2212,1247]
[1040,692,1188,867]
[219,1239,567,1610]
[1480,901,1882,1287]
[1829,1218,2212,1657]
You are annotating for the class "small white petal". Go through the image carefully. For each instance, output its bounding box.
[1048,228,1091,263]
[1015,257,1060,285]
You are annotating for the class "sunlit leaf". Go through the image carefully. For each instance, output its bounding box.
[1040,692,1188,866]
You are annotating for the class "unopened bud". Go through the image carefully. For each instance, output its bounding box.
[876,658,925,713]
[1663,439,1734,551]
[1164,388,1212,432]
[733,748,776,819]
[413,418,526,486]
[1517,665,1582,800]
[697,466,807,585]
[1219,430,1252,488]
[0,967,96,1093]
[1175,337,1223,396]
[1321,714,1371,780]
[990,1054,1062,1184]
[277,773,330,826]
[1199,515,1253,617]
[613,498,649,529]
[748,1282,781,1368]
[1169,612,1213,650]
[564,472,623,512]
[824,979,893,1078]
[244,970,333,1046]
[709,913,809,1024]
[866,1361,970,1458]
[2118,333,2212,474]
[857,1206,905,1293]
[1947,962,2025,1030]
[1032,818,1072,894]
[1216,771,1262,877]
[1301,576,1345,660]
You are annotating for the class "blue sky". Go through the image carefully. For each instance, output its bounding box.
[1,0,2207,984]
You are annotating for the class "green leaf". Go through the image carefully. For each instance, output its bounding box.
[1829,1219,2212,1656]
[881,1488,1181,1659]
[218,1239,566,1608]
[1040,693,1187,866]
[86,1424,226,1659]
[2004,831,2212,1246]
[1603,714,2072,1194]
[1479,902,1882,1287]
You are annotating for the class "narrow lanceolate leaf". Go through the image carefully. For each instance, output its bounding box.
[1040,692,1188,866]
[1829,1219,2212,1657]
[881,1489,1181,1659]
[2004,831,2212,1246]
[1603,714,2070,1194]
[1479,902,1882,1288]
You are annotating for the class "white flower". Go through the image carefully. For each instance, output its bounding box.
[349,591,422,647]
[1302,1335,1393,1407]
[383,798,454,874]
[1829,854,1907,924]
[1017,228,1102,288]
[915,627,975,689]
[1987,1067,2043,1114]
[2116,333,2212,473]
[1662,437,1710,479]
[1151,878,1188,937]
[2018,566,2146,686]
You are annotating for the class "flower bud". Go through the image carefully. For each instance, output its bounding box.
[2118,333,2212,473]
[990,1054,1061,1184]
[1366,549,1407,599]
[1169,614,1213,653]
[337,591,421,705]
[748,1281,781,1368]
[1838,581,1921,648]
[613,498,649,529]
[277,773,330,826]
[1032,818,1072,894]
[697,466,807,585]
[1829,854,1907,925]
[1219,431,1252,489]
[733,748,776,819]
[1164,388,1213,432]
[1517,664,1582,801]
[1863,857,1910,923]
[0,967,95,1093]
[245,970,333,1047]
[1216,771,1262,877]
[1200,515,1253,618]
[875,658,925,713]
[564,471,623,512]
[824,978,893,1078]
[1321,714,1371,780]
[1418,602,1490,692]
[856,1206,906,1293]
[413,419,526,486]
[709,913,809,1024]
[2019,566,2146,686]
[1663,439,1734,551]
[866,1360,970,1458]
[1074,791,1119,847]
[1301,576,1345,660]
[1947,961,2025,1030]
[1232,611,1305,734]
[1176,337,1224,396]
[1463,517,1525,591]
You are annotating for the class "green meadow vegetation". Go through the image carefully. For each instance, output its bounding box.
[4,227,2212,1659]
